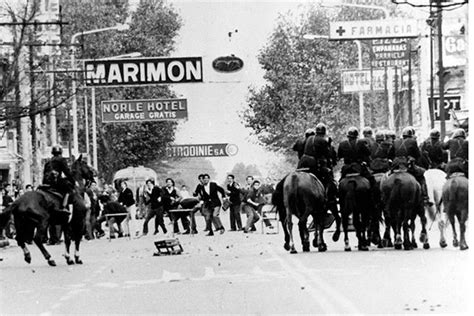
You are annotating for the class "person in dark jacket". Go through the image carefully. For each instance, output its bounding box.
[98,194,128,239]
[142,179,167,235]
[196,174,226,236]
[118,181,138,237]
[443,128,468,177]
[420,128,447,169]
[226,174,242,231]
[338,127,372,178]
[293,128,315,160]
[43,145,75,217]
[370,130,395,173]
[393,126,430,205]
[362,126,377,155]
[162,178,189,234]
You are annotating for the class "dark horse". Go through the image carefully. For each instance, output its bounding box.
[380,166,428,250]
[280,171,326,253]
[0,156,94,266]
[442,172,469,250]
[339,169,373,251]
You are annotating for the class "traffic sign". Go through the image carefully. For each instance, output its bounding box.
[329,19,418,40]
[341,69,385,93]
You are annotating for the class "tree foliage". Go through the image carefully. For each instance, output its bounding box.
[61,0,182,181]
[242,3,401,155]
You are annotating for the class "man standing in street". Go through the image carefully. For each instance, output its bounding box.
[143,179,167,235]
[197,174,226,236]
[226,174,242,231]
[118,181,138,238]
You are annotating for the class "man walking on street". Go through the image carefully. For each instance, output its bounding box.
[196,174,226,236]
[143,179,167,235]
[226,174,242,231]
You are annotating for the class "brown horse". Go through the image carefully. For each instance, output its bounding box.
[381,169,427,250]
[281,171,326,253]
[442,172,469,250]
[0,156,94,266]
[339,173,373,251]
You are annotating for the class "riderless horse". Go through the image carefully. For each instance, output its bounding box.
[0,155,95,266]
[280,171,327,253]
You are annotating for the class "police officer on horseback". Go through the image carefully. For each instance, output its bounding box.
[370,130,395,173]
[442,128,468,178]
[392,127,431,206]
[420,128,447,170]
[337,127,373,184]
[43,145,75,217]
[293,128,315,160]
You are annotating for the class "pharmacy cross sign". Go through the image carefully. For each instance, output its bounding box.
[329,19,418,40]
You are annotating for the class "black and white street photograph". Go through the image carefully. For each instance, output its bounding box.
[0,0,471,314]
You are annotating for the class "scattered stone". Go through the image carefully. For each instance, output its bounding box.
[422,299,427,303]
[111,269,114,274]
[259,252,263,255]
[208,247,213,251]
[215,254,219,257]
[436,304,441,307]
[218,263,221,266]
[229,281,232,284]
[301,286,305,290]
[31,269,35,273]
[226,246,230,249]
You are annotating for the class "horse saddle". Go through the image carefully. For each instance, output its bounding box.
[37,185,63,200]
[449,172,466,179]
[345,173,360,178]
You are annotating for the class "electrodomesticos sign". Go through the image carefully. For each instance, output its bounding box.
[84,57,203,87]
[101,99,188,123]
[166,144,239,158]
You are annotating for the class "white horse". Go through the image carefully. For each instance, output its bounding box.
[424,168,448,248]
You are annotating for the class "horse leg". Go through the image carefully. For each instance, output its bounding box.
[402,218,412,250]
[393,212,403,250]
[74,237,83,264]
[438,211,448,248]
[280,215,290,251]
[16,232,32,264]
[328,200,341,242]
[33,222,56,266]
[458,211,468,251]
[448,212,459,247]
[410,218,418,249]
[286,216,297,254]
[418,207,430,249]
[342,211,351,251]
[298,217,310,252]
[63,225,74,265]
[355,212,368,251]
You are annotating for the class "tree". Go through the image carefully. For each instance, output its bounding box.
[60,0,182,181]
[242,3,402,155]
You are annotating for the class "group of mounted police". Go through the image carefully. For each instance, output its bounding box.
[275,123,468,211]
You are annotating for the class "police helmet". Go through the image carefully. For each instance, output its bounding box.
[429,128,441,139]
[402,126,415,138]
[375,130,385,142]
[305,128,316,137]
[51,145,62,156]
[386,130,396,141]
[362,126,373,137]
[347,126,359,138]
[452,128,466,139]
[315,123,327,136]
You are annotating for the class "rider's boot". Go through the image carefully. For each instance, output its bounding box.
[419,177,433,207]
[57,193,72,220]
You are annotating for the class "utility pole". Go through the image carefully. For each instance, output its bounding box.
[407,40,413,126]
[436,0,446,138]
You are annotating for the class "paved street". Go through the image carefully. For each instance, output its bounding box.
[1,214,471,315]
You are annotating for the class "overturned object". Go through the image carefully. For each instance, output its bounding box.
[154,239,183,256]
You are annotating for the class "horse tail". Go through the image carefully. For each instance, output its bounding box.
[344,180,357,215]
[389,178,402,209]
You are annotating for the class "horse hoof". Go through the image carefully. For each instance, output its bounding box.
[302,244,310,252]
[453,240,459,248]
[290,249,297,254]
[371,236,381,246]
[318,243,327,252]
[344,246,351,252]
[66,257,74,265]
[460,243,469,251]
[283,243,290,251]
[75,256,83,264]
[404,243,412,251]
[440,240,448,248]
[48,259,57,266]
[387,240,394,248]
[419,233,427,243]
[411,241,418,249]
[24,254,31,264]
[312,239,318,248]
[394,244,402,250]
[332,230,341,242]
[377,243,384,249]
[423,243,430,250]
[358,246,369,251]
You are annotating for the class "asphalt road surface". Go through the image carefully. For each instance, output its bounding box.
[1,214,472,314]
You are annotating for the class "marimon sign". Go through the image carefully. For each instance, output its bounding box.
[166,143,239,158]
[329,19,418,40]
[101,98,187,123]
[84,57,203,87]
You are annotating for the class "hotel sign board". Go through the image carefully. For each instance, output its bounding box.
[329,19,418,40]
[166,143,239,158]
[428,96,461,121]
[101,98,188,123]
[84,57,203,87]
[341,69,385,93]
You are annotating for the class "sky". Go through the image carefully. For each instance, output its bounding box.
[167,0,310,180]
